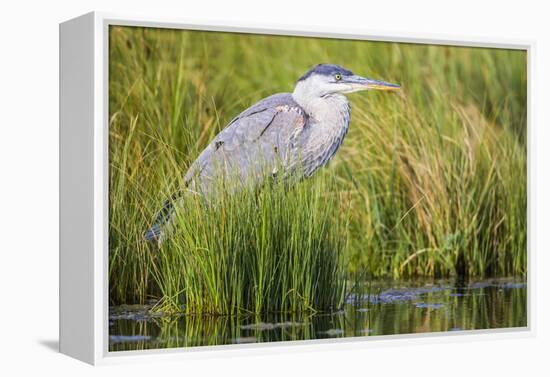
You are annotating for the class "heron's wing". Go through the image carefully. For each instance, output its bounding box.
[184,93,307,189]
[146,93,307,241]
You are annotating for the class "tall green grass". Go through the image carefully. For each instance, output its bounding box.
[152,175,348,314]
[108,26,527,308]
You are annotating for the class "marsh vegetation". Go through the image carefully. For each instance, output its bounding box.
[108,26,527,333]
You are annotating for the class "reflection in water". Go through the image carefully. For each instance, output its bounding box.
[109,278,527,351]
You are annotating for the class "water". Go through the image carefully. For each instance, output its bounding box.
[109,278,527,351]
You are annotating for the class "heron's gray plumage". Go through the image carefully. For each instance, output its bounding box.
[145,64,399,242]
[184,93,308,192]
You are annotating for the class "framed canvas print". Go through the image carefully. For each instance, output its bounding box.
[60,12,531,365]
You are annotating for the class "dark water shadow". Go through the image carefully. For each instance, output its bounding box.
[38,339,59,352]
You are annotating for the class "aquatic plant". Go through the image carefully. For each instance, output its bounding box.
[108,26,527,307]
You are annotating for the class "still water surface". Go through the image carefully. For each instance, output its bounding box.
[109,278,527,351]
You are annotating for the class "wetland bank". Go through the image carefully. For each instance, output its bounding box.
[110,278,527,351]
[108,26,527,351]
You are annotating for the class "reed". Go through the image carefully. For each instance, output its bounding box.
[150,174,348,314]
[108,26,527,308]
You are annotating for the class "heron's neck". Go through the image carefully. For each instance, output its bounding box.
[290,91,351,177]
[292,91,350,124]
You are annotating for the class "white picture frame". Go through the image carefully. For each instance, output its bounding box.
[59,11,534,365]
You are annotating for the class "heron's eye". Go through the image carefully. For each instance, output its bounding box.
[334,73,342,81]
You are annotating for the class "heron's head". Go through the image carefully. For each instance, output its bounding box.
[293,64,400,100]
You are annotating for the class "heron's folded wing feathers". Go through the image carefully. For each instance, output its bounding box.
[184,93,307,185]
[145,94,307,241]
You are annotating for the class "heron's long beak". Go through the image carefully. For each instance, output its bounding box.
[346,75,401,91]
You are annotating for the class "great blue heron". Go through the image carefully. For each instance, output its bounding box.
[145,64,400,241]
